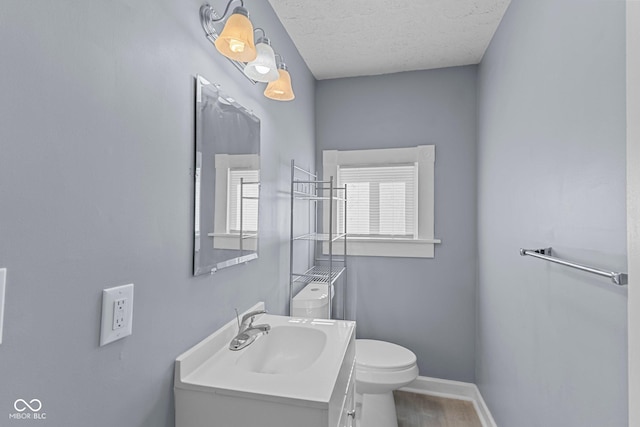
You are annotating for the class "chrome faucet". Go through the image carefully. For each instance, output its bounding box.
[229,309,271,351]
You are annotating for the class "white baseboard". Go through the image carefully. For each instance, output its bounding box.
[400,376,497,427]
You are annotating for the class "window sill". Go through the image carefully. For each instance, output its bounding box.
[207,232,258,251]
[324,237,441,258]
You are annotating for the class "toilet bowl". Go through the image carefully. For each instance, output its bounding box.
[291,287,418,427]
[355,339,419,427]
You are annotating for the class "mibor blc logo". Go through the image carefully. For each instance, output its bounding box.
[9,398,46,420]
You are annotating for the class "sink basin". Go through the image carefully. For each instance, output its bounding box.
[175,305,355,404]
[236,325,327,374]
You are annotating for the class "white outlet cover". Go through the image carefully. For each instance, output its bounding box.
[0,269,6,345]
[100,283,134,346]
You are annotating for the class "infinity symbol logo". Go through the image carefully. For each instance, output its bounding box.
[14,399,42,412]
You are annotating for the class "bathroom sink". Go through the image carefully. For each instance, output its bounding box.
[175,305,355,403]
[174,303,356,427]
[236,325,327,374]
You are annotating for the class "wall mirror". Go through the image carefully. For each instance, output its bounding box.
[193,75,260,276]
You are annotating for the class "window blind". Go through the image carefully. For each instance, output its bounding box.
[338,164,417,238]
[228,169,259,233]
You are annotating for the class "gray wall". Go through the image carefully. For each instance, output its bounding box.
[476,0,628,425]
[628,3,640,425]
[316,67,478,382]
[0,1,315,426]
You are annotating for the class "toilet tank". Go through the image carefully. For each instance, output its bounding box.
[292,282,334,319]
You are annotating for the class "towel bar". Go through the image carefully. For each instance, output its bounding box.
[520,247,628,286]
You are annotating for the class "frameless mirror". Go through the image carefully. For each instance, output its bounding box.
[194,75,260,276]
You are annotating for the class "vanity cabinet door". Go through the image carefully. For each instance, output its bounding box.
[337,378,355,427]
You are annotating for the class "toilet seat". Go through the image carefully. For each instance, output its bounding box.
[356,339,417,372]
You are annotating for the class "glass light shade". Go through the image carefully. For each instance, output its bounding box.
[214,8,257,62]
[264,69,295,101]
[243,42,279,82]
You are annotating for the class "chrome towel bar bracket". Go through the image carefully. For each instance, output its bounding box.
[520,247,628,286]
[520,247,552,257]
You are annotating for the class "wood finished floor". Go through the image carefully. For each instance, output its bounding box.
[394,390,484,427]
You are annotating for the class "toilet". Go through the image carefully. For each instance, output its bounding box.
[355,339,419,427]
[291,285,419,427]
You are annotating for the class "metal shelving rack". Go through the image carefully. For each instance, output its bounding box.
[289,160,347,319]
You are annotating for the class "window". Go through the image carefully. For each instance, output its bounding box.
[323,146,439,258]
[211,154,260,251]
[338,165,416,238]
[228,169,259,233]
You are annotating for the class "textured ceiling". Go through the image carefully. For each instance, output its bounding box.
[267,0,511,80]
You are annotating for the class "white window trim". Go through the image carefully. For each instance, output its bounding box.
[323,145,440,258]
[210,153,259,251]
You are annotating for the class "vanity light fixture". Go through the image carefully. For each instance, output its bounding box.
[264,56,295,101]
[200,2,294,101]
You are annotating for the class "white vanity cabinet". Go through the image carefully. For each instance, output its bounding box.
[174,306,356,427]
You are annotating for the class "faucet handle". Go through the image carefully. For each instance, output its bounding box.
[234,308,241,329]
[240,309,267,327]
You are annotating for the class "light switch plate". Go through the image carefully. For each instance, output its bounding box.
[0,269,6,345]
[100,283,134,346]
